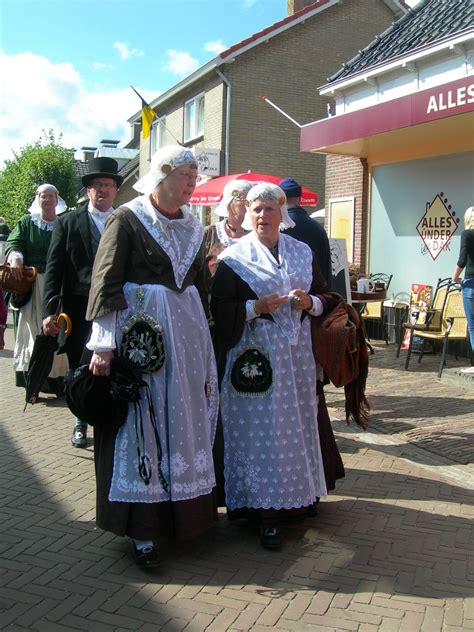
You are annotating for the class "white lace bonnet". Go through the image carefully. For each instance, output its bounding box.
[133,145,197,195]
[214,179,253,218]
[242,183,295,231]
[28,184,67,215]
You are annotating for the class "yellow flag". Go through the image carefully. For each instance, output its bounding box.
[142,102,156,139]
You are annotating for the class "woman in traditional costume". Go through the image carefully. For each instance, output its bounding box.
[203,179,253,504]
[85,145,218,568]
[5,184,68,390]
[204,179,252,279]
[211,183,331,549]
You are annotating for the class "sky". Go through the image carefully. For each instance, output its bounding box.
[0,0,420,168]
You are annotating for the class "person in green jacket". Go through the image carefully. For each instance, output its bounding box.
[5,184,69,390]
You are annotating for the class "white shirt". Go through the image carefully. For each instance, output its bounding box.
[88,202,114,235]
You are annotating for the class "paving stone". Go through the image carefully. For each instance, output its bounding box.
[1,327,473,631]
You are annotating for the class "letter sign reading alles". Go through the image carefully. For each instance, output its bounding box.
[426,83,474,114]
[416,193,460,260]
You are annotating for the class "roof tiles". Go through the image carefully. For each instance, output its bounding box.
[327,0,474,83]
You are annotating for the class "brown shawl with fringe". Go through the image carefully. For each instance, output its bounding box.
[311,292,370,430]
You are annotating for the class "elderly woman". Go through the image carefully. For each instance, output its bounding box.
[204,179,252,278]
[211,183,330,549]
[85,145,218,567]
[203,179,253,505]
[5,184,68,390]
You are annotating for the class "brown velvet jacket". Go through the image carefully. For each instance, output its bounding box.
[86,206,209,321]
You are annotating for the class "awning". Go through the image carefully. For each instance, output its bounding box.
[301,75,474,164]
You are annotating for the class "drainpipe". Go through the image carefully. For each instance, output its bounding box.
[215,67,231,175]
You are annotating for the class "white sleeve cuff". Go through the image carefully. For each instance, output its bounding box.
[246,299,259,321]
[308,295,324,317]
[86,311,117,351]
[7,251,23,265]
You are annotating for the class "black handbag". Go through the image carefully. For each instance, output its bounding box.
[63,357,137,430]
[120,288,165,373]
[64,355,168,491]
[9,287,32,309]
[230,322,273,397]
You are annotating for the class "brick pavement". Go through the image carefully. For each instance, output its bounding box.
[1,320,473,631]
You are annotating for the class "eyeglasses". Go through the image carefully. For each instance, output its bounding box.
[89,182,117,190]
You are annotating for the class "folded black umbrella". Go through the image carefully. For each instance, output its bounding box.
[24,333,58,409]
[24,294,71,410]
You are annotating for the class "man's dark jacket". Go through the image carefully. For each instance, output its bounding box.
[43,203,100,368]
[283,205,332,287]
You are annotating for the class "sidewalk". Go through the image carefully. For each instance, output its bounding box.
[0,320,473,632]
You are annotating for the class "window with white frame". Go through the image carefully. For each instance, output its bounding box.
[184,94,204,142]
[151,116,167,154]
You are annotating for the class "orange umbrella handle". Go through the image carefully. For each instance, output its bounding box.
[55,312,72,334]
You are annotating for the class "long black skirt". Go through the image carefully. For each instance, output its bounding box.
[94,423,217,542]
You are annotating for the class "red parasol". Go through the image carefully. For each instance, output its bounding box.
[190,172,318,206]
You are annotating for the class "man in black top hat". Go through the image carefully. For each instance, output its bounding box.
[43,157,123,448]
[279,177,332,287]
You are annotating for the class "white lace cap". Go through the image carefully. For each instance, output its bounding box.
[215,179,253,218]
[28,183,67,215]
[133,145,197,195]
[242,183,295,231]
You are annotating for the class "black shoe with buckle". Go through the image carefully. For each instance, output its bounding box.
[260,527,282,550]
[132,543,160,568]
[71,424,87,448]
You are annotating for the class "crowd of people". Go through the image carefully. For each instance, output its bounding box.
[1,145,348,568]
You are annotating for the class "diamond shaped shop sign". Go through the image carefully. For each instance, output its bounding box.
[416,193,459,261]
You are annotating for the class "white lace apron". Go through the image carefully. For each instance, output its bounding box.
[108,198,218,503]
[218,233,327,509]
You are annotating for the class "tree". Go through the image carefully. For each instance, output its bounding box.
[0,130,79,228]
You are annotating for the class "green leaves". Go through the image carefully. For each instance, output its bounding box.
[0,130,79,228]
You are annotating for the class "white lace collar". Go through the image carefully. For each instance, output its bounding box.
[215,219,244,247]
[218,232,312,343]
[125,195,204,289]
[30,214,56,231]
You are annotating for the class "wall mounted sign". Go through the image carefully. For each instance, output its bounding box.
[193,147,220,177]
[416,193,459,260]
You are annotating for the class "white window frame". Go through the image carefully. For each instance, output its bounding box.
[184,93,205,142]
[151,116,167,153]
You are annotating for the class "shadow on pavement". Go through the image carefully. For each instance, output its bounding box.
[1,331,473,630]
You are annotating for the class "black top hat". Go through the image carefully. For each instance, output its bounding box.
[82,157,123,188]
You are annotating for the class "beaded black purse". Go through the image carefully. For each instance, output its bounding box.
[120,288,165,373]
[230,323,273,397]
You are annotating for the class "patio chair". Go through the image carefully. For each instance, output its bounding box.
[396,277,455,369]
[414,289,468,378]
[362,273,393,344]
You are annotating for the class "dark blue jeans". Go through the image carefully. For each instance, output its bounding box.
[462,277,474,351]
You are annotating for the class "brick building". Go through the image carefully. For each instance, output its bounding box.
[128,0,407,222]
[301,0,474,298]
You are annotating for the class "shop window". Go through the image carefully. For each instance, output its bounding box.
[328,196,355,263]
[184,94,204,142]
[151,116,167,153]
